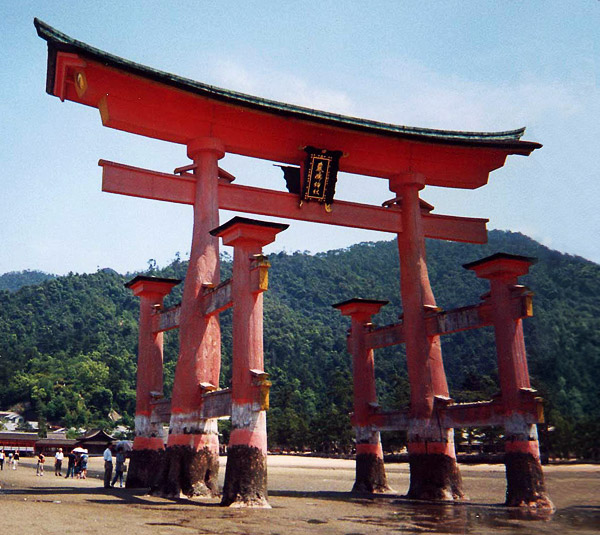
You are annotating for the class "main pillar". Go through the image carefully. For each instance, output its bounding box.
[333,298,392,493]
[390,174,464,500]
[156,138,224,498]
[465,253,553,509]
[212,217,287,507]
[124,275,180,488]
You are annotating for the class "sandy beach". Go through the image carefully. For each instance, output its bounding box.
[1,456,598,534]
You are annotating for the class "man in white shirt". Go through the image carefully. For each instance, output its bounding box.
[54,448,64,476]
[103,444,113,488]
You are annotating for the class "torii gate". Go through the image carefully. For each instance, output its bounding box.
[36,19,552,508]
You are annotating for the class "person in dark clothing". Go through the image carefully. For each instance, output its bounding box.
[110,448,126,488]
[64,450,76,478]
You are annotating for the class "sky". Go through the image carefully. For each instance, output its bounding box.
[0,1,598,275]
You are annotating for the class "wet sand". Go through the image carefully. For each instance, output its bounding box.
[1,456,598,534]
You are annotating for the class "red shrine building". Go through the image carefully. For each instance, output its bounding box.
[36,19,552,509]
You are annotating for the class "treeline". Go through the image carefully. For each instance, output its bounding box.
[0,231,598,458]
[0,270,55,292]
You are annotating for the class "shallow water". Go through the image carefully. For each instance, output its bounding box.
[354,501,600,534]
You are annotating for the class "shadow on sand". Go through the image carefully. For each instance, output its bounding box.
[3,482,599,533]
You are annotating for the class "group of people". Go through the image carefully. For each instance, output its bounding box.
[0,449,20,470]
[1,444,128,487]
[103,443,127,488]
[35,448,89,478]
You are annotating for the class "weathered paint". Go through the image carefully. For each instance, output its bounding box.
[169,138,222,420]
[124,276,180,489]
[466,254,552,509]
[154,270,273,333]
[149,397,171,424]
[365,291,532,349]
[356,442,384,457]
[228,405,268,452]
[213,217,287,507]
[333,298,391,493]
[200,389,233,419]
[390,175,464,500]
[125,276,180,454]
[154,139,224,498]
[157,304,181,332]
[133,415,164,448]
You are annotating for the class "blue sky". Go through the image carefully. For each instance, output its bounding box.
[1,1,598,275]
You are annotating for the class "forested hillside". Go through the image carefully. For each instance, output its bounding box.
[0,270,55,292]
[0,230,598,457]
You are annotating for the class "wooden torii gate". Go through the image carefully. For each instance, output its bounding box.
[36,19,551,508]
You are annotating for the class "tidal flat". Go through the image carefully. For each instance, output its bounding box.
[1,455,598,534]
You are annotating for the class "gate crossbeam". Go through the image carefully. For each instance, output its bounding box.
[365,287,533,349]
[100,159,488,244]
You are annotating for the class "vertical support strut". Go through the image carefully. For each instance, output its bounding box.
[465,254,553,509]
[155,138,224,498]
[390,174,464,500]
[124,275,180,488]
[333,298,392,493]
[212,217,287,508]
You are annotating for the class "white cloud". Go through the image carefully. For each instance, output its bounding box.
[362,58,585,132]
[210,56,586,136]
[210,59,355,115]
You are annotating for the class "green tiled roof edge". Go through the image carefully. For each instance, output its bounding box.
[35,18,541,151]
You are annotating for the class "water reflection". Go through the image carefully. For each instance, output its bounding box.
[381,502,599,534]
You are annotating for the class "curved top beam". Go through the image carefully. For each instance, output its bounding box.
[35,18,541,188]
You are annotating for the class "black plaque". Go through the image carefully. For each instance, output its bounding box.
[301,146,342,211]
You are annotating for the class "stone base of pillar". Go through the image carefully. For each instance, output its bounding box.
[505,452,553,509]
[221,444,269,508]
[352,452,392,493]
[407,453,465,500]
[126,449,164,489]
[151,445,219,499]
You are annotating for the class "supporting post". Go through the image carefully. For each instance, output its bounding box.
[154,138,224,498]
[465,253,553,509]
[212,217,287,507]
[390,174,464,500]
[333,298,392,493]
[124,275,180,488]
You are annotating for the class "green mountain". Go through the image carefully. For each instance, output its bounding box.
[0,230,598,458]
[0,270,56,292]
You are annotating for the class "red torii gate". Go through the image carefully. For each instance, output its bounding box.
[36,19,551,508]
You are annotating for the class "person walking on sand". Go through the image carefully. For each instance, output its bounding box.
[65,449,76,478]
[73,452,82,478]
[13,450,19,469]
[36,452,45,476]
[54,448,64,476]
[110,448,126,488]
[103,443,113,488]
[0,449,4,470]
[78,450,88,479]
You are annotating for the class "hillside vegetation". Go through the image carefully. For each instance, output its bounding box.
[0,230,598,458]
[0,270,55,292]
